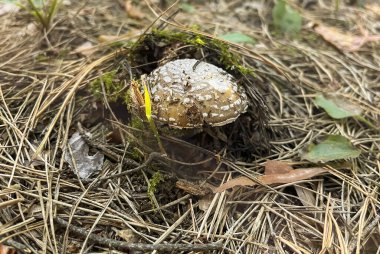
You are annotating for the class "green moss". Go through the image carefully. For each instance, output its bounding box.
[151,29,209,48]
[90,70,124,102]
[210,38,254,76]
[123,88,134,107]
[151,29,188,42]
[130,147,144,161]
[149,29,254,76]
[130,115,145,130]
[148,171,164,207]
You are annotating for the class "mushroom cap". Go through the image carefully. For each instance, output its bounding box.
[146,59,248,129]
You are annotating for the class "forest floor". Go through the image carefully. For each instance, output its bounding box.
[0,0,379,253]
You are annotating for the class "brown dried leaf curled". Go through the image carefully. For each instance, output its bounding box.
[214,161,328,193]
[313,23,380,52]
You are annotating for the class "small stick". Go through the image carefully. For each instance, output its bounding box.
[53,217,223,252]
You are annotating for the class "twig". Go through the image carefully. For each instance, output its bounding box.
[53,216,223,252]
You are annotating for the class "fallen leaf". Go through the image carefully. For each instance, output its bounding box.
[125,0,145,20]
[295,185,316,207]
[301,135,361,163]
[259,167,327,184]
[264,160,293,174]
[72,41,96,56]
[218,32,255,44]
[199,194,214,212]
[314,94,362,119]
[214,161,327,192]
[272,0,302,35]
[314,94,379,131]
[313,23,380,52]
[64,132,104,179]
[214,176,254,193]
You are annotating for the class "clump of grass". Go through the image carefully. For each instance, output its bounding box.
[25,0,60,30]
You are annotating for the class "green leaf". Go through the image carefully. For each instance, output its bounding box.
[272,0,302,35]
[218,33,255,44]
[301,135,361,163]
[179,3,195,13]
[314,94,362,119]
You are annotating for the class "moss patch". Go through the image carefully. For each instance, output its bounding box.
[128,29,255,77]
[90,70,124,102]
[148,171,164,207]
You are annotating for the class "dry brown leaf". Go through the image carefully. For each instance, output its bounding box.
[125,0,145,20]
[214,176,255,193]
[214,161,328,193]
[265,160,293,174]
[365,4,380,19]
[295,185,316,207]
[199,194,214,212]
[313,23,380,52]
[260,167,327,184]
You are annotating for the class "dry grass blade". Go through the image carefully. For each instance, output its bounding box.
[34,50,127,157]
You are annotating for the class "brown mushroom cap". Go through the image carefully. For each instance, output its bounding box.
[146,58,248,129]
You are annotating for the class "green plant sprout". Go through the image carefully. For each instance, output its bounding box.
[26,0,60,30]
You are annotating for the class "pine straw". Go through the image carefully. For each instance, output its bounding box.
[0,0,379,253]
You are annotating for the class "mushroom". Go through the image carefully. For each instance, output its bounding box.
[145,58,248,129]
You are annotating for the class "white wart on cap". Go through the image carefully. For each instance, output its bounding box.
[146,58,248,129]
